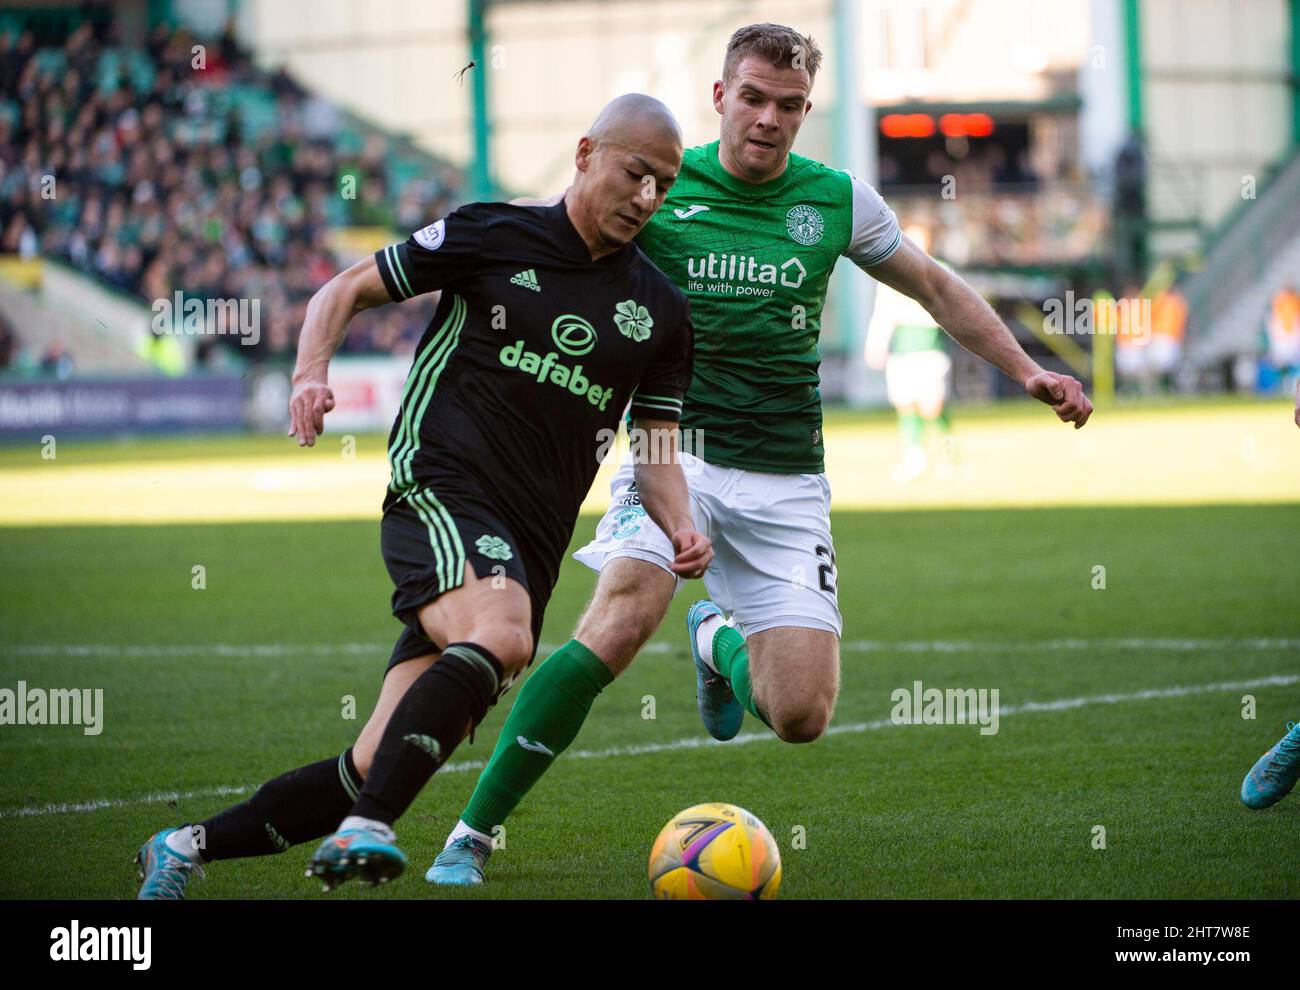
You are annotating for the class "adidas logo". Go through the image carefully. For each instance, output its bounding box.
[510,269,541,292]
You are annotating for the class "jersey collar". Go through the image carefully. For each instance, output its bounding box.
[701,139,794,199]
[548,198,638,270]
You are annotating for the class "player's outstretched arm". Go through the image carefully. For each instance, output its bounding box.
[870,237,1093,429]
[289,255,392,446]
[630,417,712,579]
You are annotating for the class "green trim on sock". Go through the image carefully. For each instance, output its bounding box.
[460,639,612,833]
[710,625,772,730]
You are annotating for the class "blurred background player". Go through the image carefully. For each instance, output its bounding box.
[866,222,955,483]
[1148,280,1187,391]
[1266,284,1300,385]
[1113,282,1148,395]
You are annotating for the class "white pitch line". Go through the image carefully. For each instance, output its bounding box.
[2,785,253,820]
[2,672,1296,821]
[5,637,1299,659]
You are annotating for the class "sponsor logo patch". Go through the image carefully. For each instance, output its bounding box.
[413,219,446,251]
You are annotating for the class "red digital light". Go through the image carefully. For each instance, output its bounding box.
[938,112,995,138]
[880,113,936,138]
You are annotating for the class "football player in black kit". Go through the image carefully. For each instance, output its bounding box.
[134,94,712,897]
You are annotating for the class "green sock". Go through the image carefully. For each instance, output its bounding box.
[461,639,613,833]
[900,410,924,447]
[711,625,771,729]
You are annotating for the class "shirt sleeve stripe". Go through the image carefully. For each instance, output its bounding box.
[386,245,416,299]
[374,247,401,301]
[630,400,683,416]
[380,246,407,299]
[858,227,903,268]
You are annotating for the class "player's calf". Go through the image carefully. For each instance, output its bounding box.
[428,560,675,886]
[309,641,509,891]
[575,557,676,675]
[135,746,367,898]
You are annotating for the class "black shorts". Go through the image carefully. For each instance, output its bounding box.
[381,483,553,672]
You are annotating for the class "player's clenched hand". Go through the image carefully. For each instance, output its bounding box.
[288,380,335,447]
[1024,370,1093,429]
[669,529,713,579]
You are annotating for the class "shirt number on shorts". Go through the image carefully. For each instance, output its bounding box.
[815,544,837,595]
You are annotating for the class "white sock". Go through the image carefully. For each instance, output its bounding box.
[446,819,494,851]
[339,815,396,843]
[164,826,204,863]
[695,613,727,672]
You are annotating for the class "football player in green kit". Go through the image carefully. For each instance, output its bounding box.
[428,22,1092,885]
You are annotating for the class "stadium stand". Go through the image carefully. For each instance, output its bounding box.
[0,16,454,371]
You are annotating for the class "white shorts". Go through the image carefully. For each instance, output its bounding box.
[1115,344,1146,378]
[885,350,951,409]
[573,451,841,637]
[1148,336,1182,374]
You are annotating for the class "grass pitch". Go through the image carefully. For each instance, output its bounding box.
[1,401,1297,899]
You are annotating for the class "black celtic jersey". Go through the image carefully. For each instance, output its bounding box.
[373,199,693,575]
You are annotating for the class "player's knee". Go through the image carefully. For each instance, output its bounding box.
[466,621,533,675]
[771,701,833,744]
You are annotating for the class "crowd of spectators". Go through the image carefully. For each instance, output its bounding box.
[881,140,1111,269]
[893,189,1110,269]
[0,19,455,365]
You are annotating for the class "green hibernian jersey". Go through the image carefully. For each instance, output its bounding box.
[636,140,902,473]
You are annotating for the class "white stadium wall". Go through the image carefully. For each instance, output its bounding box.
[233,0,1097,196]
[235,0,848,195]
[1139,0,1293,258]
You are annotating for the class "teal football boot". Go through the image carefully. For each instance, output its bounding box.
[1241,720,1300,809]
[687,600,743,742]
[425,834,493,886]
[136,828,204,900]
[306,827,407,891]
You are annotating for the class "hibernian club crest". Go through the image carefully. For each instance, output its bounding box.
[786,204,824,245]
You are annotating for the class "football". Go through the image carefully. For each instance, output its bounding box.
[648,802,782,900]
